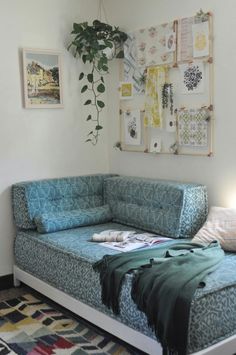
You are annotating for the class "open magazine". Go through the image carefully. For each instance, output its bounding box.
[92,230,171,252]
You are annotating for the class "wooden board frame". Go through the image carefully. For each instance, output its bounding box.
[119,12,214,157]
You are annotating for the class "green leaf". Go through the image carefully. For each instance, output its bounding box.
[72,23,83,33]
[86,115,92,121]
[95,125,103,130]
[97,100,105,108]
[82,54,87,64]
[99,44,107,50]
[101,76,104,83]
[81,85,88,93]
[97,83,105,93]
[85,139,92,142]
[104,40,113,48]
[87,73,94,83]
[84,99,92,105]
[88,131,93,136]
[79,72,84,80]
[97,60,103,71]
[102,65,108,72]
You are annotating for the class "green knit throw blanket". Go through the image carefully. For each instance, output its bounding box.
[93,241,224,355]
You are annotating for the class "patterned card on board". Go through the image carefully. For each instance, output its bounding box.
[135,22,175,67]
[178,109,208,147]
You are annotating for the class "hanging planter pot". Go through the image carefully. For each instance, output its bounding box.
[68,20,127,145]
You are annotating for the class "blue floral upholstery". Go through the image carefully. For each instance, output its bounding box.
[12,174,114,230]
[34,205,112,233]
[104,176,208,238]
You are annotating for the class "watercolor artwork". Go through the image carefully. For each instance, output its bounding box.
[23,49,63,108]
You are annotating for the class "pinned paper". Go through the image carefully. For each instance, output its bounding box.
[166,115,176,132]
[123,32,145,95]
[144,66,167,128]
[177,17,195,62]
[124,110,141,145]
[192,21,209,58]
[135,22,175,67]
[150,137,162,153]
[120,82,133,100]
[179,61,205,94]
[178,109,208,147]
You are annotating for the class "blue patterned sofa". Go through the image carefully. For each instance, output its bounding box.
[12,174,236,354]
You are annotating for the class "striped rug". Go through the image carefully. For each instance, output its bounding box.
[0,293,138,355]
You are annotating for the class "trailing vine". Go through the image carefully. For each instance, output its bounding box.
[68,20,127,145]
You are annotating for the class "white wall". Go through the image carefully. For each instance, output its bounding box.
[105,0,236,208]
[0,0,109,276]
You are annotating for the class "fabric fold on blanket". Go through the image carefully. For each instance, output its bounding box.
[93,241,224,355]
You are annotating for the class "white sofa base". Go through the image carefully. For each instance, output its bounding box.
[14,265,236,355]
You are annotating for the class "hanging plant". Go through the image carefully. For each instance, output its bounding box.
[68,20,127,145]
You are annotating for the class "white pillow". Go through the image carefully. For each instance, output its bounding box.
[192,206,236,251]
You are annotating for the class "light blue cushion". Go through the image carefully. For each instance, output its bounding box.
[12,174,115,230]
[104,176,208,239]
[34,205,112,233]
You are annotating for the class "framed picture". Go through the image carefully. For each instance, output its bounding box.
[22,48,63,108]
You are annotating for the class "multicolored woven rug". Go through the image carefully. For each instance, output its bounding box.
[0,294,135,355]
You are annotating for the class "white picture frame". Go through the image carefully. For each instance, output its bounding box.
[22,48,63,108]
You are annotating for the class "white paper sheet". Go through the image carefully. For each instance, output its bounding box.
[192,21,209,58]
[150,137,162,153]
[124,110,142,145]
[179,61,205,94]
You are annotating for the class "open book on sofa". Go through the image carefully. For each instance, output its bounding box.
[92,230,172,251]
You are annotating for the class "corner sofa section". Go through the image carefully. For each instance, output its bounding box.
[12,174,209,355]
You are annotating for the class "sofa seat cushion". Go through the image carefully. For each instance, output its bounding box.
[104,176,208,239]
[34,205,112,233]
[14,224,236,354]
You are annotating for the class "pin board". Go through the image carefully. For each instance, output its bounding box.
[119,10,214,157]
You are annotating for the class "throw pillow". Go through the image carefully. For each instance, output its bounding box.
[34,205,112,233]
[192,206,236,251]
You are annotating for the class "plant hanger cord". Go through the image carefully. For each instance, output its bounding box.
[98,0,108,23]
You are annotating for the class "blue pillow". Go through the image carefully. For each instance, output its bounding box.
[34,205,112,233]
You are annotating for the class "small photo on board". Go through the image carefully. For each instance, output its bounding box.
[22,48,63,108]
[150,137,162,153]
[120,82,133,100]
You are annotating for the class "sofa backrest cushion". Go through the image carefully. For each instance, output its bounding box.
[104,176,208,239]
[12,174,114,230]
